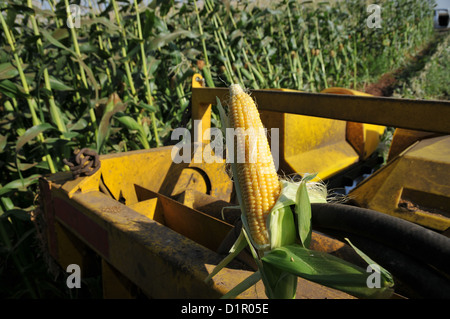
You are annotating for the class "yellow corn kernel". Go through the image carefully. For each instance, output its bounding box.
[228,84,281,247]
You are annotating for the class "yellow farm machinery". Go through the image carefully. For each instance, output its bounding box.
[39,74,450,299]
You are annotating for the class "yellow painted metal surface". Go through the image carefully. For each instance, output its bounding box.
[349,135,450,233]
[101,259,137,299]
[260,108,359,181]
[39,146,354,299]
[99,146,232,205]
[387,128,442,161]
[190,85,450,135]
[321,87,386,160]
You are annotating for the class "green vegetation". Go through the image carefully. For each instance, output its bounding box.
[0,0,442,298]
[394,31,450,100]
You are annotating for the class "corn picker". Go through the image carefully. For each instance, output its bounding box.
[39,74,450,299]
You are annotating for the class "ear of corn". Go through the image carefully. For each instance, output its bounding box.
[206,84,394,299]
[228,84,281,249]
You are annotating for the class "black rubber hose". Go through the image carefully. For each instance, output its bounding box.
[310,203,450,275]
[320,228,450,298]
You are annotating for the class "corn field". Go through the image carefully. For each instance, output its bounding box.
[0,0,437,298]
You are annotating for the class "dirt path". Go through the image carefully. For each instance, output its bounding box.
[363,30,448,97]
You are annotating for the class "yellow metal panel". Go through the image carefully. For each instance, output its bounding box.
[54,221,89,273]
[191,74,213,145]
[191,86,450,134]
[285,116,347,155]
[102,259,137,299]
[99,146,233,206]
[321,87,373,97]
[350,136,450,232]
[134,184,232,252]
[285,141,359,181]
[61,169,101,198]
[388,128,442,161]
[362,123,386,158]
[128,197,164,224]
[321,87,386,160]
[259,100,359,180]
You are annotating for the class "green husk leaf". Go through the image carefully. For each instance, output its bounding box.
[262,244,394,299]
[271,178,326,213]
[295,173,316,248]
[220,270,262,299]
[204,230,248,283]
[268,205,296,250]
[345,238,395,288]
[262,262,297,299]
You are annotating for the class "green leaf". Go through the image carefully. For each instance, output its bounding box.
[0,62,18,80]
[295,173,316,248]
[0,79,21,98]
[138,101,157,113]
[262,244,394,299]
[0,134,7,153]
[0,208,31,221]
[97,95,127,153]
[9,4,35,15]
[67,118,88,131]
[115,114,149,149]
[72,56,100,92]
[1,196,14,211]
[220,270,262,299]
[15,123,55,152]
[262,262,297,299]
[50,28,69,42]
[49,76,73,91]
[40,29,76,56]
[0,174,41,196]
[268,205,296,250]
[149,29,198,50]
[115,114,142,132]
[205,230,248,283]
[81,17,120,33]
